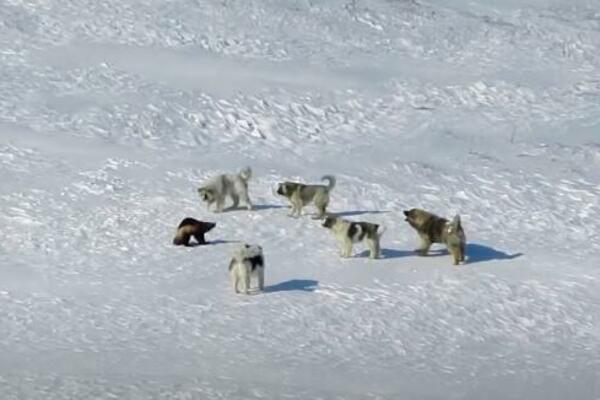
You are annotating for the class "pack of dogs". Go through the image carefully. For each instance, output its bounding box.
[173,166,467,295]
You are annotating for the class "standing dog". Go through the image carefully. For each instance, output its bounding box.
[403,208,466,265]
[172,217,216,246]
[276,175,336,219]
[322,216,385,259]
[229,244,264,294]
[198,167,253,213]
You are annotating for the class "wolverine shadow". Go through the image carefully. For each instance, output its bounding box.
[207,239,240,245]
[264,279,319,293]
[330,210,389,217]
[466,243,523,264]
[185,239,239,247]
[357,248,413,259]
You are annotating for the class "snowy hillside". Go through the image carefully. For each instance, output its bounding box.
[1,0,600,398]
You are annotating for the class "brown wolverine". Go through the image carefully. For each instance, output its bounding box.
[403,208,466,265]
[173,217,216,246]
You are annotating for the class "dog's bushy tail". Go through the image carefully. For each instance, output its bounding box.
[239,166,252,181]
[450,214,462,231]
[321,175,336,191]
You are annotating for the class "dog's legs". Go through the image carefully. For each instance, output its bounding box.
[215,197,225,213]
[417,236,431,256]
[231,272,239,294]
[243,267,251,295]
[342,238,353,257]
[288,203,297,218]
[449,246,460,265]
[313,195,328,219]
[291,201,302,218]
[367,238,380,259]
[459,242,466,262]
[258,267,264,291]
[231,193,240,209]
[241,191,253,211]
[335,237,345,257]
[314,202,328,220]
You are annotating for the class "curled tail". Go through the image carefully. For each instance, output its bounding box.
[239,166,252,181]
[321,175,336,191]
[451,214,461,230]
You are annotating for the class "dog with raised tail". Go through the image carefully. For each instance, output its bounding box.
[198,166,253,213]
[228,244,265,294]
[403,208,466,265]
[276,175,336,219]
[322,216,385,259]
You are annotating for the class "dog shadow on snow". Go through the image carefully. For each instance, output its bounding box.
[264,279,319,293]
[357,244,522,263]
[357,248,413,259]
[465,243,523,264]
[223,204,286,212]
[184,239,239,247]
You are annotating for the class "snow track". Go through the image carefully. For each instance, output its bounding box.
[1,0,600,398]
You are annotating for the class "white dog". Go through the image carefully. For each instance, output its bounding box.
[197,167,253,212]
[229,244,264,294]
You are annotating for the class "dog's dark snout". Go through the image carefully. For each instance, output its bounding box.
[403,210,410,216]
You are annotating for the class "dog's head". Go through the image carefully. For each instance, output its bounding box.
[276,182,298,198]
[198,187,215,203]
[322,216,337,229]
[236,243,263,260]
[403,208,430,229]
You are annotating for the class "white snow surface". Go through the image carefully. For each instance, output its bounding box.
[1,0,600,398]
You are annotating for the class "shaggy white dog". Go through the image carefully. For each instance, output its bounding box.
[198,167,253,212]
[229,244,264,294]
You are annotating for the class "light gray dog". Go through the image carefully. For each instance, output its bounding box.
[276,175,335,219]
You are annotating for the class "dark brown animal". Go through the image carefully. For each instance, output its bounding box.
[173,217,216,246]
